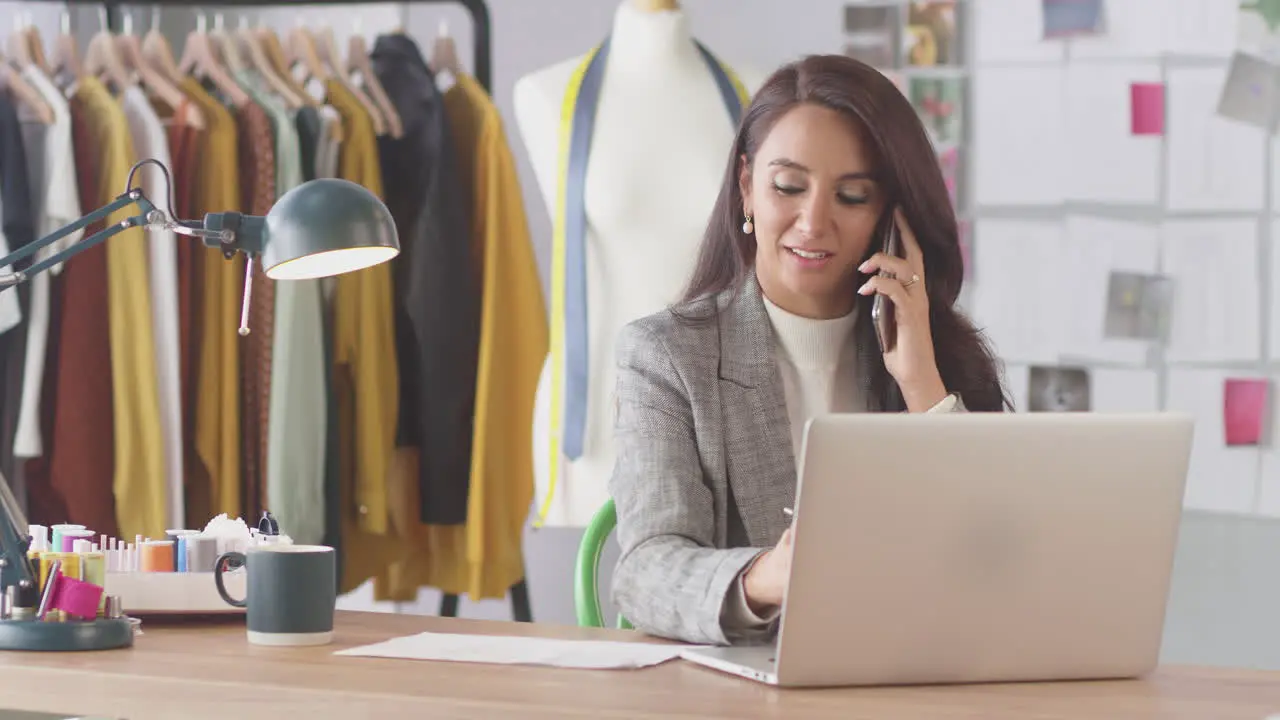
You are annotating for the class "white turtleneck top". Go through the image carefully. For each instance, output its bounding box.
[721,291,959,635]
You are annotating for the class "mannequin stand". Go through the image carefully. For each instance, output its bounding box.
[0,618,134,651]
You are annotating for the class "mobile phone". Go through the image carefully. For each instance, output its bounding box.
[871,210,902,354]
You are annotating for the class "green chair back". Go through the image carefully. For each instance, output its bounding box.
[573,499,633,630]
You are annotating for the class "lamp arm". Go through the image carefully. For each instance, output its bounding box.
[0,189,143,278]
[0,466,35,612]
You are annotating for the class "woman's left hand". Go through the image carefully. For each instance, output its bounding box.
[857,208,949,412]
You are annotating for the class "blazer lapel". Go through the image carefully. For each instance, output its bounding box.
[717,271,795,548]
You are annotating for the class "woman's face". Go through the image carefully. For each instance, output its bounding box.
[740,102,886,319]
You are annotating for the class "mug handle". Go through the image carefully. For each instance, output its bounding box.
[214,551,248,608]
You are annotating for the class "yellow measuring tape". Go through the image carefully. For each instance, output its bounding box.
[538,38,750,528]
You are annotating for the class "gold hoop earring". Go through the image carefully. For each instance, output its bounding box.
[742,214,754,234]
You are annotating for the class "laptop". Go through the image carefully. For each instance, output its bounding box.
[680,411,1194,688]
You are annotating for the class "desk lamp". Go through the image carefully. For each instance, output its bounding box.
[0,159,399,651]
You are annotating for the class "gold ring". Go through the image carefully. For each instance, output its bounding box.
[902,274,920,289]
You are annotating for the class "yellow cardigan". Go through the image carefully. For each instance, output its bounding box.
[326,80,402,596]
[181,77,243,524]
[76,78,167,542]
[387,73,548,601]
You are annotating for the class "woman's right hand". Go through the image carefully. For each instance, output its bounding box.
[743,527,794,614]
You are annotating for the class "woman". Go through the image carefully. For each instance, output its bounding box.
[607,54,1010,647]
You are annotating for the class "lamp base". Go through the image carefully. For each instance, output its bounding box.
[0,618,134,651]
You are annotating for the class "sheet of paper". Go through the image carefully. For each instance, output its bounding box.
[1161,219,1261,363]
[1216,51,1280,130]
[1224,377,1269,446]
[1269,220,1280,358]
[1058,216,1159,365]
[1164,0,1239,57]
[1255,375,1280,516]
[968,220,1063,364]
[1166,369,1261,514]
[1131,82,1165,135]
[1088,368,1160,412]
[1002,366,1158,413]
[334,631,698,670]
[973,0,1065,64]
[1027,365,1091,411]
[1166,66,1266,212]
[1041,0,1104,38]
[973,66,1066,206]
[1065,63,1162,203]
[1069,0,1169,58]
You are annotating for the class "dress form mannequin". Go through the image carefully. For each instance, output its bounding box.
[514,0,765,526]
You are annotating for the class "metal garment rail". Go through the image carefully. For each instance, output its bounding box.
[24,0,531,624]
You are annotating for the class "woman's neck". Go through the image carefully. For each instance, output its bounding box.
[608,0,700,69]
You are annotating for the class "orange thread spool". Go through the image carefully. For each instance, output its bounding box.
[139,540,175,572]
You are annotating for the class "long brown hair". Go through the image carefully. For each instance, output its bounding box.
[680,54,1011,412]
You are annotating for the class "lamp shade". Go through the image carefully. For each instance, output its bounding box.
[261,178,400,280]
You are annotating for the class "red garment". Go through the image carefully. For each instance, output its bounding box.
[32,93,118,536]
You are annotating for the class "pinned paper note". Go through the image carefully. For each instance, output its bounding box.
[1131,82,1165,135]
[843,3,902,68]
[1103,271,1173,342]
[1237,0,1280,62]
[1224,378,1269,446]
[911,77,964,148]
[1217,51,1280,129]
[1042,0,1104,38]
[905,1,961,66]
[1028,366,1091,412]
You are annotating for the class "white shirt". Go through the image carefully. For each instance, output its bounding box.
[12,65,81,459]
[722,291,958,635]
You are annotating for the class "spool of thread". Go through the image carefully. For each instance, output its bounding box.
[104,594,123,619]
[80,551,106,611]
[38,552,80,593]
[61,529,95,553]
[27,524,49,552]
[139,540,175,572]
[49,524,84,556]
[167,530,198,571]
[183,534,217,573]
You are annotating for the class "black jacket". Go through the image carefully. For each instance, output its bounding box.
[371,34,478,525]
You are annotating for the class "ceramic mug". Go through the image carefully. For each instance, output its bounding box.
[214,544,337,646]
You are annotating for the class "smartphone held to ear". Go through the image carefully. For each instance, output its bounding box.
[871,211,902,354]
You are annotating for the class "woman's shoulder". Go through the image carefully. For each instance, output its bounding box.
[616,291,725,368]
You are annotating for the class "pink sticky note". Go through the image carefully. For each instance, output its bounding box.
[1131,83,1165,135]
[1224,378,1268,447]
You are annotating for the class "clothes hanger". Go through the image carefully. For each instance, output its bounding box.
[287,21,331,83]
[430,19,461,76]
[315,25,385,135]
[208,12,247,74]
[7,13,33,70]
[116,10,204,129]
[141,6,182,84]
[346,19,402,138]
[0,50,53,123]
[237,17,304,110]
[51,9,80,80]
[257,24,317,106]
[177,11,251,107]
[83,6,135,94]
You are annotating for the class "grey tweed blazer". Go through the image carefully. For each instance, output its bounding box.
[607,270,891,646]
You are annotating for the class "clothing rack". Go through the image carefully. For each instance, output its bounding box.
[36,0,492,92]
[22,0,530,624]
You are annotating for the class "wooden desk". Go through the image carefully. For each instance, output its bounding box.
[0,611,1279,719]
